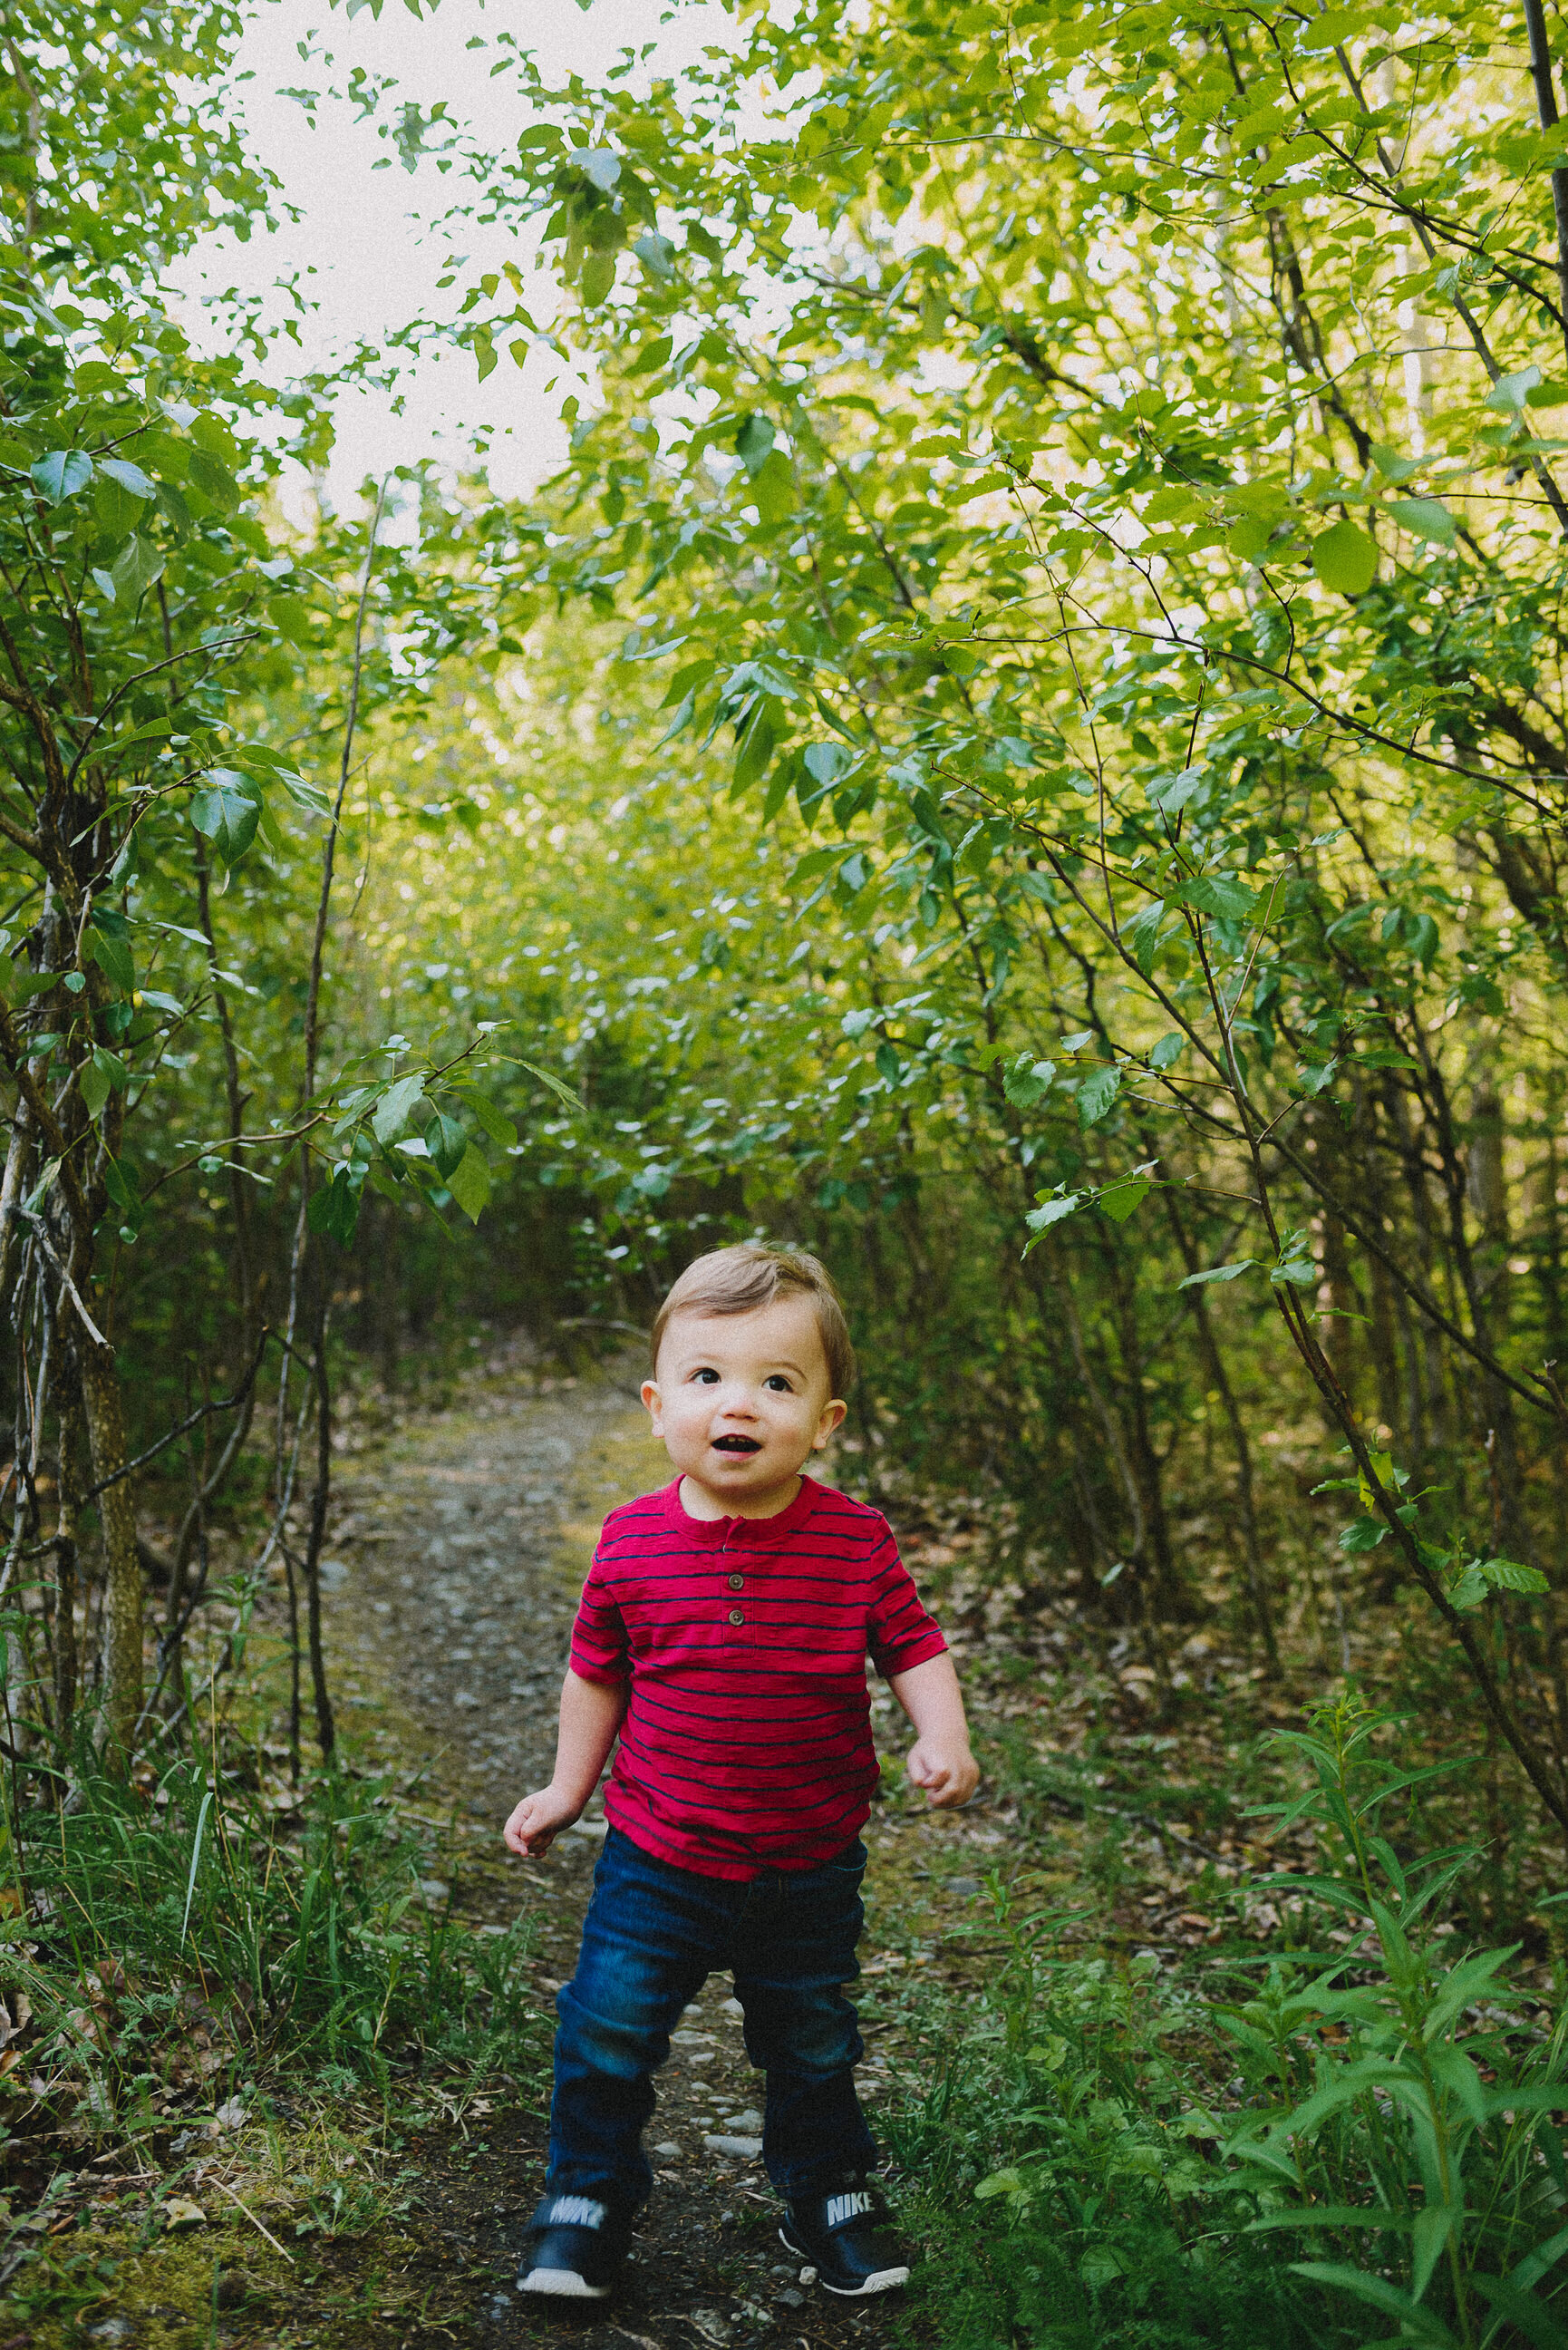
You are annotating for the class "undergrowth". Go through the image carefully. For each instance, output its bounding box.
[891,1695,1568,2350]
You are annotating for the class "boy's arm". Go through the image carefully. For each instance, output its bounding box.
[503,1669,629,1858]
[886,1651,980,1810]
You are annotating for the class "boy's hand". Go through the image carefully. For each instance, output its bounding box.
[906,1737,980,1809]
[503,1784,584,1859]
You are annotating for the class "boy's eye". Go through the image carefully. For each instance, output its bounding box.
[764,1374,793,1393]
[692,1368,720,1384]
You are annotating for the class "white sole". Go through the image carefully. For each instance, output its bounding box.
[518,2268,611,2299]
[778,2225,909,2294]
[822,2267,910,2297]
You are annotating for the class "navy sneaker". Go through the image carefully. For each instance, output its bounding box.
[779,2180,910,2297]
[518,2190,631,2300]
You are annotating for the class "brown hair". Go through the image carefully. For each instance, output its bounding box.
[650,1244,857,1398]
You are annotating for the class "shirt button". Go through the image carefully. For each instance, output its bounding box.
[728,1573,744,1592]
[728,1608,745,1627]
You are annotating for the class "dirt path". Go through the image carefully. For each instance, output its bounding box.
[322,1360,992,2350]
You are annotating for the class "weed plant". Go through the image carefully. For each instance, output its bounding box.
[890,1696,1567,2349]
[1,1741,540,2154]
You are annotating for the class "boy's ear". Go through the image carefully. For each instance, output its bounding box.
[812,1397,849,1448]
[641,1377,663,1428]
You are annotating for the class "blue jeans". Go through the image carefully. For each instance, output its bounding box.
[547,1825,877,2209]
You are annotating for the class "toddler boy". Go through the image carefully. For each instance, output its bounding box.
[503,1243,977,2301]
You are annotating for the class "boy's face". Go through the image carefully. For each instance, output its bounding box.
[642,1294,847,1512]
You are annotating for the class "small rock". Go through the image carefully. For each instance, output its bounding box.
[703,2133,762,2159]
[721,1996,744,2017]
[452,1691,479,1710]
[690,2311,731,2345]
[653,2140,682,2157]
[161,2194,206,2229]
[729,2107,762,2132]
[87,2322,134,2345]
[799,2266,818,2286]
[777,2287,806,2308]
[213,2095,247,2132]
[948,1876,982,1898]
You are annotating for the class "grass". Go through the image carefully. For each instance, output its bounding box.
[0,1730,547,2337]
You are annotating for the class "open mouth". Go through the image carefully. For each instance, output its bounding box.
[711,1434,762,1455]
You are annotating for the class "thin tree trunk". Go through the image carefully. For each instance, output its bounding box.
[79,1335,139,1754]
[1160,1181,1279,1669]
[303,1300,335,1762]
[53,1364,82,1735]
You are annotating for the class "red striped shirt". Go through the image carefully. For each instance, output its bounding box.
[569,1476,947,1879]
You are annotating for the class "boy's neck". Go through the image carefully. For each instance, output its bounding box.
[678,1470,805,1522]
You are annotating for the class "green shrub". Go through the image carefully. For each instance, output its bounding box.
[890,1698,1568,2349]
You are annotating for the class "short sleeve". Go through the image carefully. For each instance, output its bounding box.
[865,1524,948,1678]
[569,1550,631,1685]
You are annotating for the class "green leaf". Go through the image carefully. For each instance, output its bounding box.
[110,531,165,606]
[1312,520,1378,595]
[1099,1170,1153,1222]
[31,451,92,502]
[306,1164,363,1247]
[84,925,134,995]
[1340,1516,1389,1552]
[189,770,262,864]
[427,1112,468,1179]
[736,414,777,476]
[1179,1260,1255,1288]
[80,1056,111,1119]
[269,594,314,647]
[1388,496,1455,547]
[802,741,852,794]
[1149,1032,1186,1071]
[1182,874,1259,923]
[456,1089,518,1150]
[102,1152,140,1231]
[733,698,780,794]
[1003,1056,1056,1108]
[1486,364,1541,413]
[1022,1191,1081,1252]
[187,448,240,510]
[94,472,148,540]
[446,1143,492,1222]
[580,252,616,306]
[373,1073,425,1146]
[97,456,155,500]
[1419,2199,1466,2293]
[1124,900,1167,974]
[1370,442,1422,481]
[1445,1562,1490,1610]
[1290,2263,1459,2344]
[1076,1064,1121,1126]
[633,230,675,279]
[517,1057,584,1112]
[1481,1558,1550,1594]
[750,448,795,526]
[1465,2272,1568,2350]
